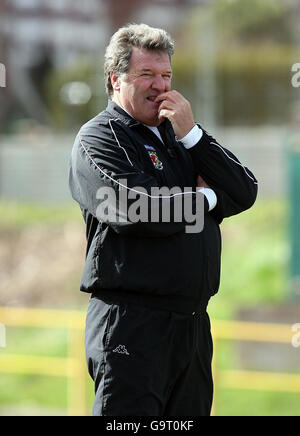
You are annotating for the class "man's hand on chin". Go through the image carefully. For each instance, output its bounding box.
[155,90,196,139]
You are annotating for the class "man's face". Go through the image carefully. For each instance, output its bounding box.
[111,47,172,126]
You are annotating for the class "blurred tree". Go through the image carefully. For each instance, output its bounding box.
[39,0,298,129]
[214,0,292,44]
[29,47,53,101]
[177,0,295,126]
[43,61,100,131]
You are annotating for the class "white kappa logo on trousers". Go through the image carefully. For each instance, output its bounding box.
[113,345,130,355]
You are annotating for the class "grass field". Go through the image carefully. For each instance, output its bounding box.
[0,197,299,416]
[210,197,289,319]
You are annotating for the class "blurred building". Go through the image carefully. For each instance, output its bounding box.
[0,0,203,126]
[0,0,296,204]
[0,0,108,125]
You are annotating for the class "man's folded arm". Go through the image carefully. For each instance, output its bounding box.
[69,123,208,237]
[178,125,258,222]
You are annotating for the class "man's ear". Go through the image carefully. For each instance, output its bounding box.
[110,71,121,92]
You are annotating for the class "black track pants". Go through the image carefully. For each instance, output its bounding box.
[85,295,214,416]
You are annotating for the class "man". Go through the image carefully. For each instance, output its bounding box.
[69,23,258,416]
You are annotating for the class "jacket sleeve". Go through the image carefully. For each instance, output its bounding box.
[187,125,258,223]
[69,119,208,237]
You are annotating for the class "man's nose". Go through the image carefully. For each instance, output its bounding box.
[151,75,166,92]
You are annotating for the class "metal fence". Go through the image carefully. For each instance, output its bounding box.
[0,306,299,416]
[0,306,87,416]
[0,127,288,203]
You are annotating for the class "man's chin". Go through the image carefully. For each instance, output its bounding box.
[145,115,165,127]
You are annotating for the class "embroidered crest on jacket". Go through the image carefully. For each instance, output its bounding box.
[144,145,163,170]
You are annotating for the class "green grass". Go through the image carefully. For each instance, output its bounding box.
[6,327,68,358]
[0,327,69,413]
[215,389,300,416]
[208,198,289,319]
[0,375,68,411]
[0,200,82,229]
[0,324,94,415]
[0,197,296,416]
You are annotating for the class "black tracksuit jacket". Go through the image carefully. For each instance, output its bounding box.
[69,100,258,313]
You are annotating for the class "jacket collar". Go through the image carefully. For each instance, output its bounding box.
[106,100,141,127]
[105,99,172,133]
